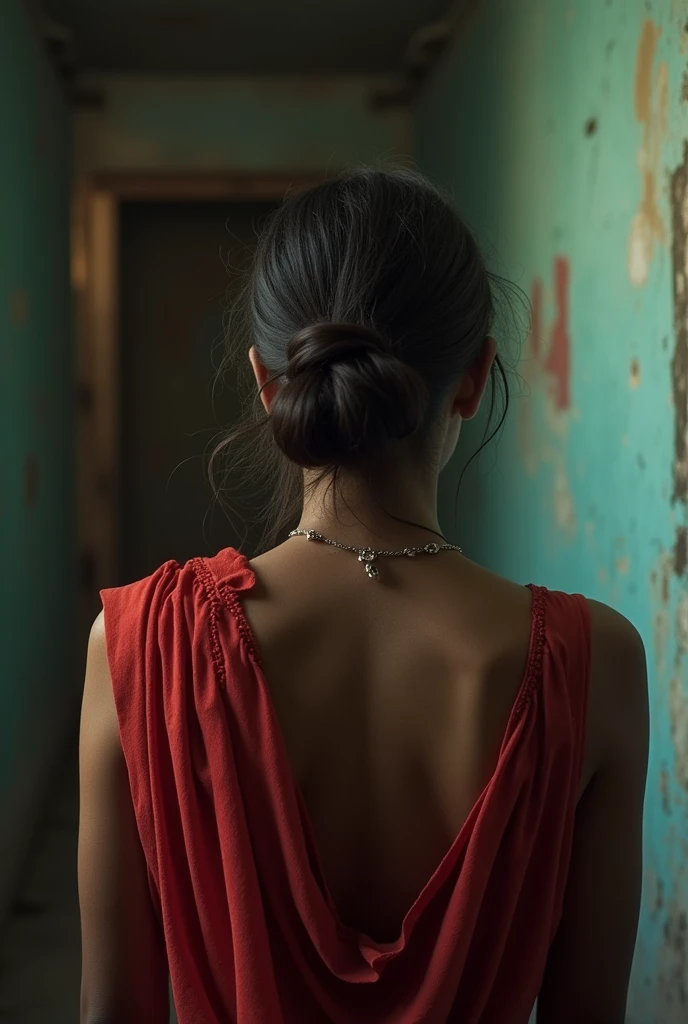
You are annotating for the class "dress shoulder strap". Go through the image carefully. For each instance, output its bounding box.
[539,589,592,773]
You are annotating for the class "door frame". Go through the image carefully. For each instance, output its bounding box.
[73,172,323,620]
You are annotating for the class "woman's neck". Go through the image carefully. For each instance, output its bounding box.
[297,465,444,548]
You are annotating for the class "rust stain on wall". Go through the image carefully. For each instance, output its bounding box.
[634,20,660,121]
[23,456,40,508]
[628,19,668,287]
[544,257,571,410]
[629,357,642,389]
[671,141,688,506]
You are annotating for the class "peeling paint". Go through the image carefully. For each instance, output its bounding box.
[670,673,688,793]
[658,900,688,1007]
[629,357,642,389]
[516,262,574,533]
[634,20,660,123]
[656,874,666,915]
[650,552,673,674]
[675,525,688,577]
[628,20,668,287]
[677,594,688,654]
[671,141,688,506]
[661,767,672,815]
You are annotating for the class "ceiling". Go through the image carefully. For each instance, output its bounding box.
[43,0,453,76]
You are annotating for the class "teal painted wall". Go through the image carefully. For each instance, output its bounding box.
[75,74,408,174]
[414,1,688,1018]
[0,2,75,908]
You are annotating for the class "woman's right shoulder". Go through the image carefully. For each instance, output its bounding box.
[537,599,648,1021]
[586,599,645,660]
[586,599,647,713]
[584,599,648,784]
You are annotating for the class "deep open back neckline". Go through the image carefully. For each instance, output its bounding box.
[210,549,548,953]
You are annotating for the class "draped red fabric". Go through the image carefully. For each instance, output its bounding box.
[101,548,590,1024]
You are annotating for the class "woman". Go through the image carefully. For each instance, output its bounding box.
[79,169,648,1023]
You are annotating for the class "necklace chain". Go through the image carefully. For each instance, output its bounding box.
[287,528,462,580]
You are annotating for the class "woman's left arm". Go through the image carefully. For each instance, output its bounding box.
[78,612,169,1024]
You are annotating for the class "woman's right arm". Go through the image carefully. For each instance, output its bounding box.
[537,601,649,1024]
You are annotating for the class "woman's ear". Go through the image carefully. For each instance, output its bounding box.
[249,346,278,413]
[451,337,498,420]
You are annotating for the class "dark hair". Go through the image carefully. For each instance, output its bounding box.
[212,168,514,548]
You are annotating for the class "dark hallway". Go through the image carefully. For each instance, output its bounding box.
[1,1,688,1021]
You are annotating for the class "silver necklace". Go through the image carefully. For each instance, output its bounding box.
[287,528,462,580]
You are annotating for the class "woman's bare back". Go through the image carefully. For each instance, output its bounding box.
[246,542,552,940]
[242,537,647,1024]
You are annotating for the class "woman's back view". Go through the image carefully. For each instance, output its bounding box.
[79,169,648,1024]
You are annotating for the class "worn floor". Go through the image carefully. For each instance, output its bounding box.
[0,748,81,1023]
[0,748,178,1024]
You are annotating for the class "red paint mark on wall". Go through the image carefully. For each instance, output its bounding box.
[530,277,543,359]
[544,257,571,410]
[23,456,40,507]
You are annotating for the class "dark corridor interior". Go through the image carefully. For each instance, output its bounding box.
[119,200,276,584]
[2,0,688,1020]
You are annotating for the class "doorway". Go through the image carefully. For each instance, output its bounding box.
[76,173,321,615]
[118,199,275,584]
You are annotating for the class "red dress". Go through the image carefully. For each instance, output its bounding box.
[101,548,590,1024]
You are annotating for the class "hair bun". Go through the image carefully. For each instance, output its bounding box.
[269,322,428,468]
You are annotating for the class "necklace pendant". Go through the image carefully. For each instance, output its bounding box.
[365,561,380,580]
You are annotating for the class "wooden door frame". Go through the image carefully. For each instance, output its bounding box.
[73,171,323,617]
